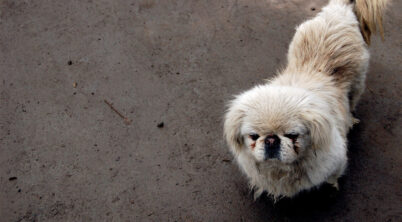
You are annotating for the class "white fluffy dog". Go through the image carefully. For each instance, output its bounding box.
[224,0,388,199]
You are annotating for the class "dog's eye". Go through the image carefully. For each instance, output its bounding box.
[249,134,260,141]
[284,133,299,141]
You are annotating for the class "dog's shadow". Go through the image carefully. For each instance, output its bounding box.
[252,181,345,221]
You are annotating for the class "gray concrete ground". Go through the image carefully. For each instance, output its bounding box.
[0,0,401,221]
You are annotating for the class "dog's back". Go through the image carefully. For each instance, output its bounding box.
[281,0,388,110]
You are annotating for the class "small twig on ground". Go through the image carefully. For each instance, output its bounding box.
[104,99,132,125]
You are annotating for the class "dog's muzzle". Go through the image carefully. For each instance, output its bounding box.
[264,135,280,160]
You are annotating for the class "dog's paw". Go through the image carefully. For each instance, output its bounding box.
[327,177,340,191]
[331,181,339,190]
[352,117,360,125]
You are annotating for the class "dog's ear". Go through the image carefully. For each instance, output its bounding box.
[224,101,245,156]
[301,110,332,150]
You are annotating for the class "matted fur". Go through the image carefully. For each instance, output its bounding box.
[224,0,388,199]
[355,0,388,44]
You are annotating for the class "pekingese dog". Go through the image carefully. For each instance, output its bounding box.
[224,0,388,199]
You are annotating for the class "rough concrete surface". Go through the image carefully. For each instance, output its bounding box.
[0,0,401,221]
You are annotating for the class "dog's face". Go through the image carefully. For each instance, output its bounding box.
[224,85,332,164]
[241,116,310,163]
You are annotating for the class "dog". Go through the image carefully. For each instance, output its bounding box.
[224,0,388,199]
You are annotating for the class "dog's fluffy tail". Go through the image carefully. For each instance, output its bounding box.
[354,0,389,44]
[332,0,389,44]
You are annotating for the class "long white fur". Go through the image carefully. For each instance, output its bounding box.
[224,0,388,199]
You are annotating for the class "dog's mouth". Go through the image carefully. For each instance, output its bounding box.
[264,153,280,161]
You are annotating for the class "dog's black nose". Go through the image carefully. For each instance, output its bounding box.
[264,135,280,160]
[265,134,280,146]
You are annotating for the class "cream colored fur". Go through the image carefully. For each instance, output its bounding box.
[224,0,388,199]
